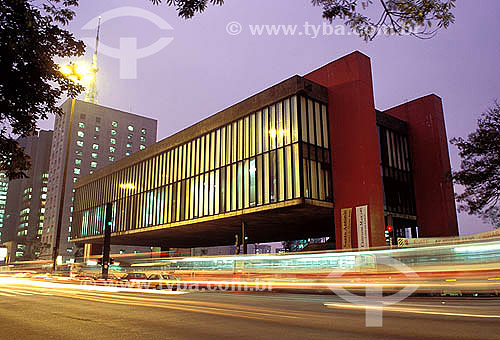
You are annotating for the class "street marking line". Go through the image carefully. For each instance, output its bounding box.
[69,291,311,319]
[11,289,52,296]
[0,288,32,296]
[52,292,301,321]
[324,302,500,319]
[0,291,16,297]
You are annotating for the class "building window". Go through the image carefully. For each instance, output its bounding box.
[111,129,117,135]
[128,134,133,140]
[93,135,99,140]
[78,122,85,129]
[89,170,94,174]
[74,168,80,175]
[128,125,134,132]
[140,136,146,142]
[92,143,99,150]
[96,117,101,123]
[112,121,118,128]
[110,138,116,145]
[90,162,97,168]
[76,141,84,147]
[126,143,132,148]
[75,159,82,165]
[109,146,115,153]
[77,131,84,138]
[70,96,332,239]
[141,128,147,134]
[91,153,98,159]
[95,126,100,132]
[75,150,83,156]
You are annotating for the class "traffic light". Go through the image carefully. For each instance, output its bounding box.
[386,225,394,247]
[97,258,103,266]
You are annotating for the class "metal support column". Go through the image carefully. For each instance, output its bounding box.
[101,202,112,279]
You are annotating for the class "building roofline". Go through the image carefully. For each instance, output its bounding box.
[304,50,369,77]
[383,93,442,113]
[62,98,158,123]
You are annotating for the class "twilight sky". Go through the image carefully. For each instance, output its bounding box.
[38,0,500,235]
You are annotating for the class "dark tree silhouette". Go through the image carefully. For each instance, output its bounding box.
[151,0,456,40]
[452,101,500,229]
[0,0,84,179]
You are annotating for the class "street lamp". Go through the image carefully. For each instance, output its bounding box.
[52,61,92,272]
[119,183,136,190]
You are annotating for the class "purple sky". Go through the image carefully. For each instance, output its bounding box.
[38,0,500,235]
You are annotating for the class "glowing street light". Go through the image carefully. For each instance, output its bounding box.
[59,61,95,85]
[269,129,287,139]
[119,183,136,190]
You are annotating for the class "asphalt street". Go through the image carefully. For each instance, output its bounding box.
[0,281,499,340]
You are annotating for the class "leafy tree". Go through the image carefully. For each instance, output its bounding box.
[312,0,456,40]
[150,0,224,19]
[451,101,500,229]
[0,0,84,179]
[152,0,456,40]
[481,206,500,229]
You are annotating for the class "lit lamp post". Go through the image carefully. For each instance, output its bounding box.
[52,62,93,272]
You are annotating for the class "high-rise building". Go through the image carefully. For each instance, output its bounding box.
[41,99,157,261]
[0,172,9,243]
[3,130,53,260]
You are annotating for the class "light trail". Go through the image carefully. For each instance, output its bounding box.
[324,302,500,319]
[0,277,187,295]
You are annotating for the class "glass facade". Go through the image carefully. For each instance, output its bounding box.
[72,95,331,239]
[377,125,416,216]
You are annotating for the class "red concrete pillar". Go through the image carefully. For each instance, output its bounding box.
[384,95,458,237]
[305,51,386,248]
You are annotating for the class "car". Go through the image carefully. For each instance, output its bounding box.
[93,274,120,285]
[119,272,149,288]
[72,273,94,281]
[147,273,180,291]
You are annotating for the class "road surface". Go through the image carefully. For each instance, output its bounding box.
[0,280,499,339]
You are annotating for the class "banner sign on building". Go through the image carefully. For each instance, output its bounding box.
[398,228,500,248]
[355,205,369,249]
[340,208,352,249]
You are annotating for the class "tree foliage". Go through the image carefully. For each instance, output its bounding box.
[0,0,84,179]
[152,0,455,40]
[451,102,500,229]
[311,0,456,40]
[150,0,224,19]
